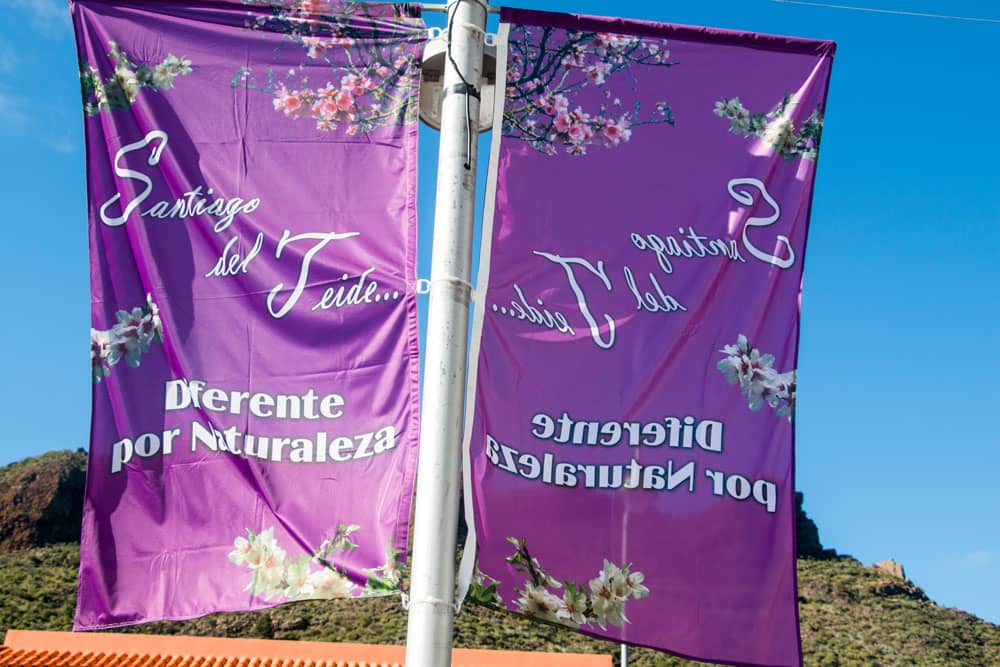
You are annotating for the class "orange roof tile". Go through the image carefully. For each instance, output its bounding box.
[1,631,611,667]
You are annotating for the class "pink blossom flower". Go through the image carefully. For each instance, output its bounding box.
[540,94,569,115]
[585,62,611,85]
[603,117,631,145]
[561,54,581,69]
[318,83,337,99]
[297,0,326,14]
[341,74,364,95]
[274,87,304,116]
[553,111,572,133]
[302,36,327,59]
[567,123,588,143]
[314,98,339,120]
[335,90,354,112]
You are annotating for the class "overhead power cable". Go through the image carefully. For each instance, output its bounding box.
[770,0,1000,23]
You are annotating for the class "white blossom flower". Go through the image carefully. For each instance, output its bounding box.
[81,46,191,116]
[763,116,795,151]
[109,324,142,368]
[516,582,564,623]
[589,560,629,628]
[245,533,288,599]
[242,528,282,569]
[114,66,139,103]
[309,567,355,599]
[715,94,821,162]
[717,335,796,420]
[624,568,649,599]
[559,587,588,626]
[162,54,191,76]
[228,535,253,566]
[249,559,285,599]
[283,555,315,600]
[152,64,175,89]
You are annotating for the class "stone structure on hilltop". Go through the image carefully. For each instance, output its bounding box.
[872,558,906,580]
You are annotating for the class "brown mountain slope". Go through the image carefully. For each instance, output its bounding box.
[0,451,86,552]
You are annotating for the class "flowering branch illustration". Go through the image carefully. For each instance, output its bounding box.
[79,42,192,116]
[232,0,423,133]
[361,542,403,593]
[714,94,824,161]
[504,27,677,156]
[228,524,402,601]
[467,537,648,629]
[90,294,163,384]
[716,334,796,420]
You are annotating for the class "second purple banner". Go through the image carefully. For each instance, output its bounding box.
[463,8,834,667]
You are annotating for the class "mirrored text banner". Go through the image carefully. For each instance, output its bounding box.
[465,9,834,666]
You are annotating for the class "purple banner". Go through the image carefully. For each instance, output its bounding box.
[463,9,834,667]
[72,0,423,629]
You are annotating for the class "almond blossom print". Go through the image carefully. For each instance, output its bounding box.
[91,294,163,384]
[717,334,796,420]
[714,94,824,161]
[465,537,649,630]
[228,524,404,602]
[503,26,678,156]
[79,42,192,116]
[232,0,424,134]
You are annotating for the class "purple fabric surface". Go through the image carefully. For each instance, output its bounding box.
[466,11,834,667]
[72,0,423,629]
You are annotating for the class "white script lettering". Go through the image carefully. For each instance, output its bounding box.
[728,177,794,269]
[267,230,360,319]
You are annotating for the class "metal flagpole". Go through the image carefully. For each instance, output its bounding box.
[404,0,488,665]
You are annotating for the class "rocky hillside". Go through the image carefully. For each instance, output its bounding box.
[0,452,997,666]
[0,450,86,552]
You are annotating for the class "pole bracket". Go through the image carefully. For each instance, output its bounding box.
[442,82,481,101]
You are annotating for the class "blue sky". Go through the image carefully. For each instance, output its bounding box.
[0,0,998,630]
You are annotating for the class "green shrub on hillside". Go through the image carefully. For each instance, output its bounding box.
[1,544,997,666]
